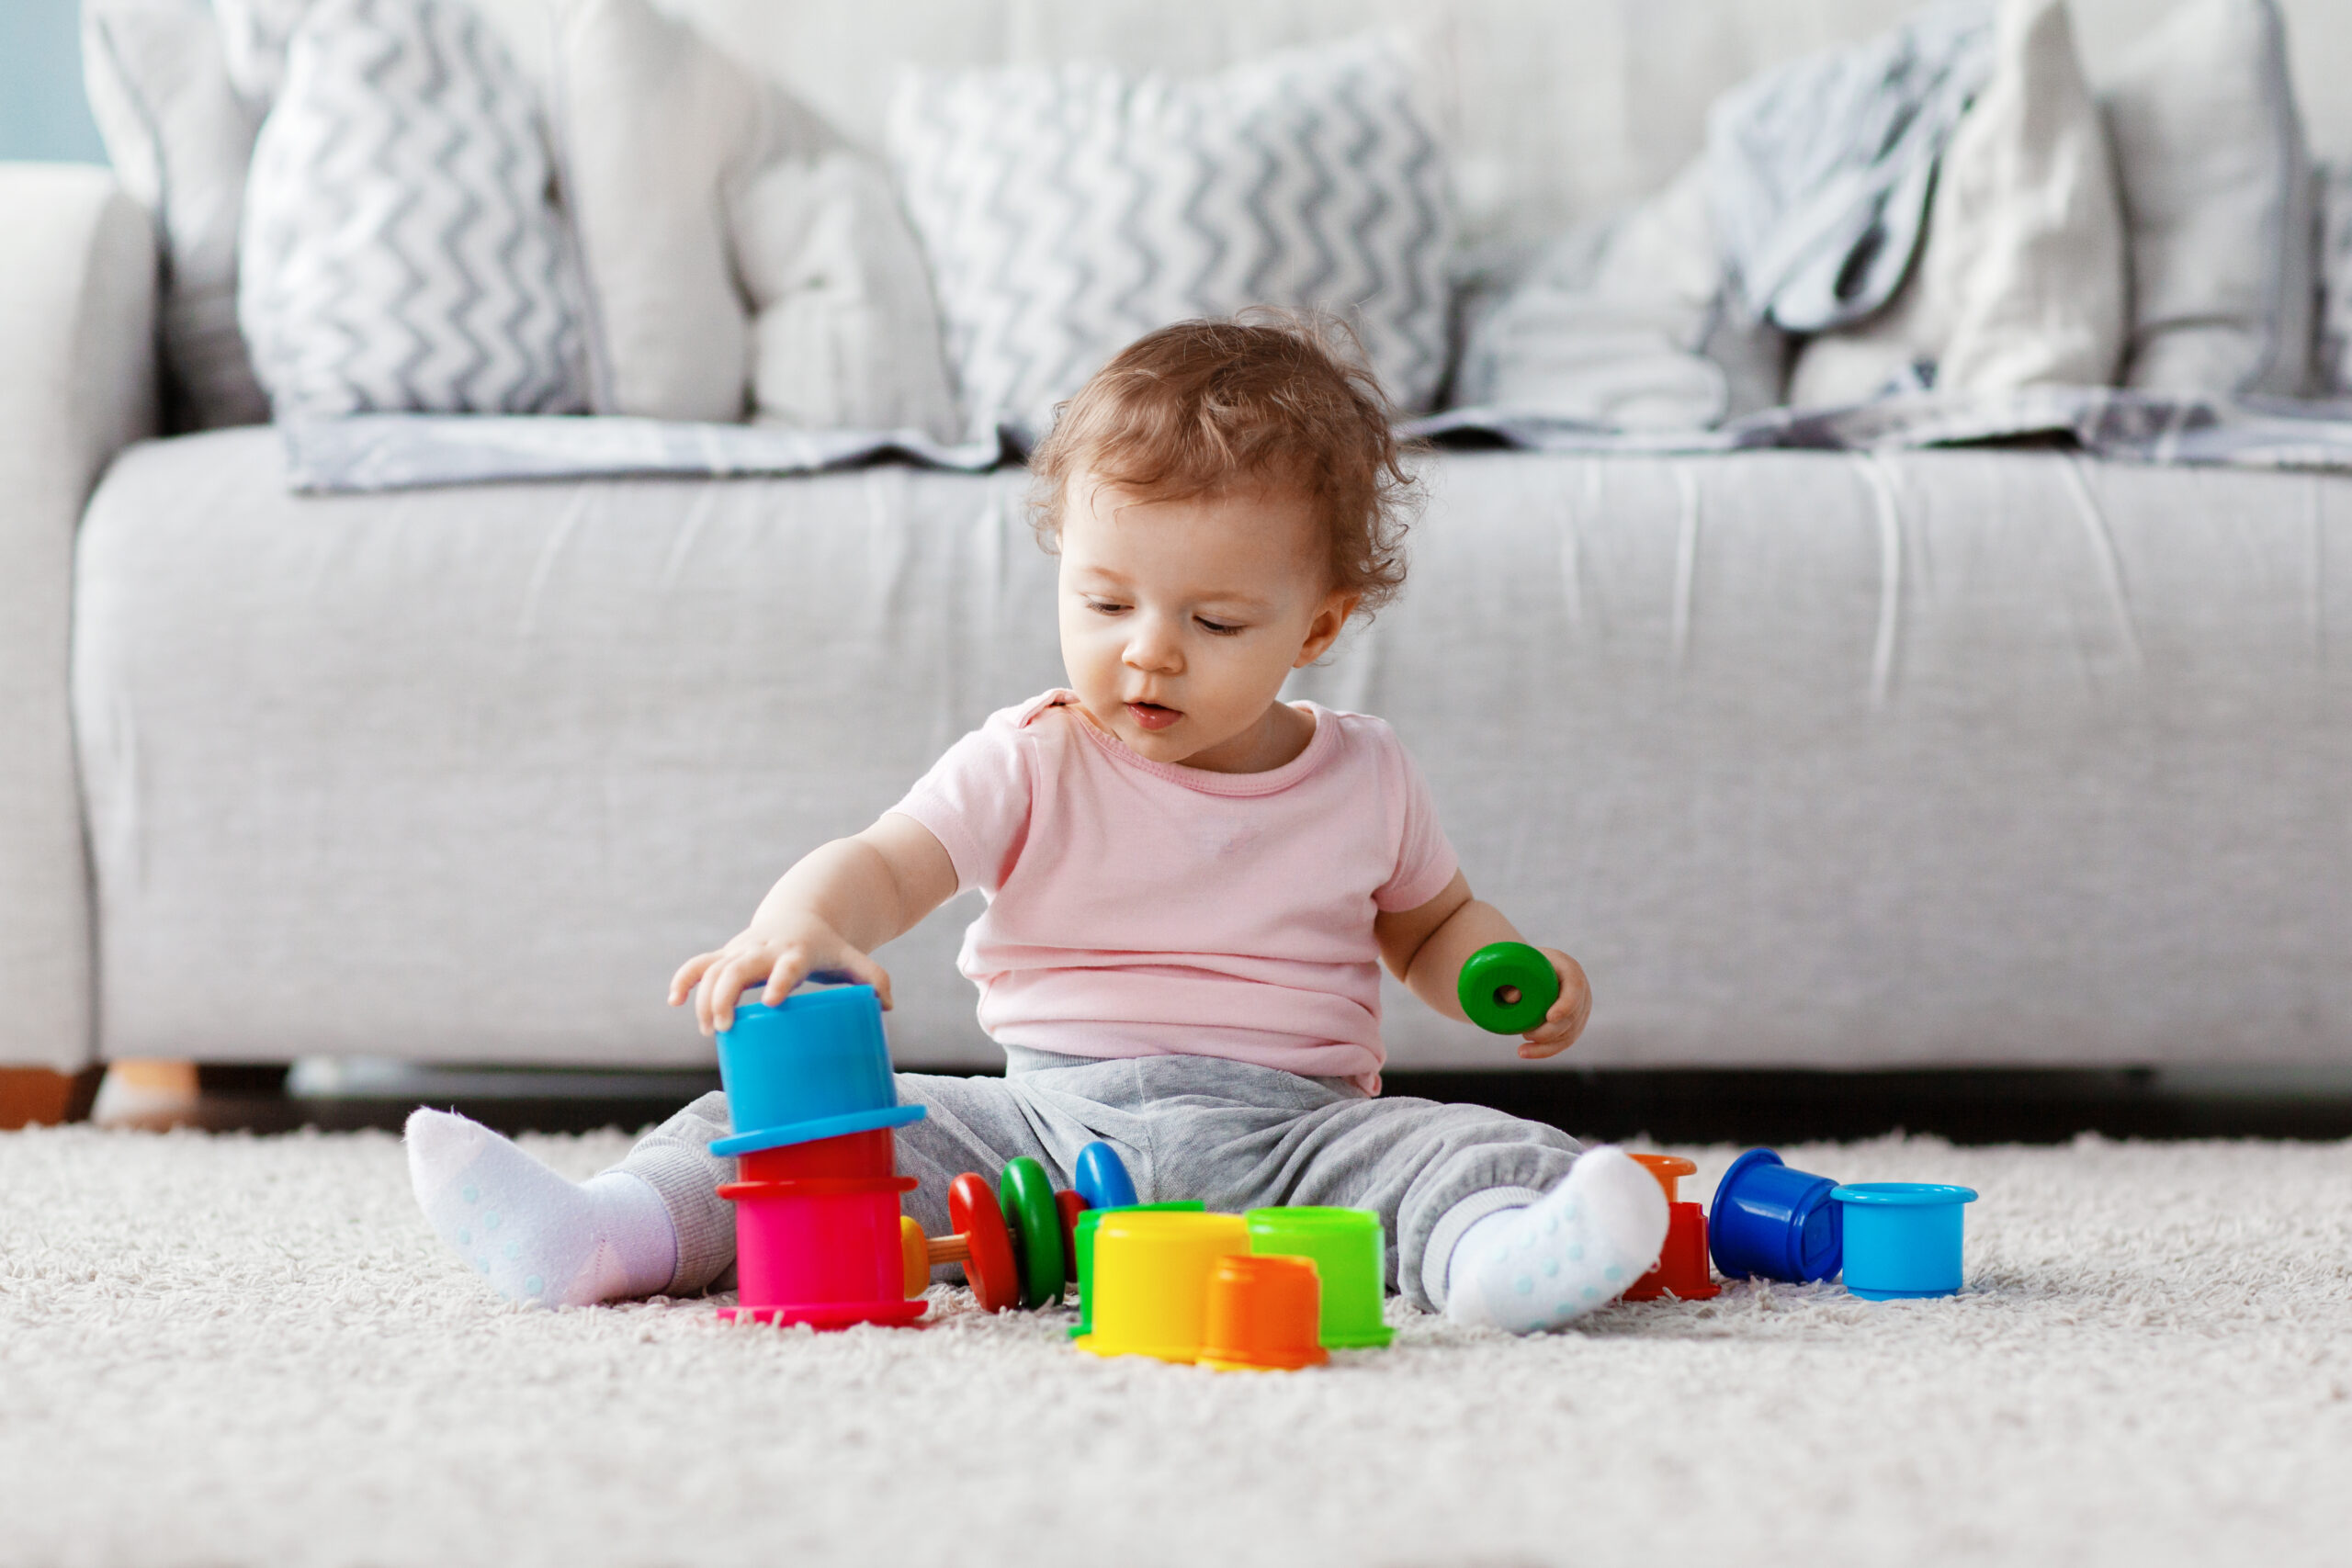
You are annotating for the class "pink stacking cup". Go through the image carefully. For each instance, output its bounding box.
[718,1174,927,1329]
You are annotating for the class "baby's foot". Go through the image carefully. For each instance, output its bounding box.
[404,1108,678,1307]
[1443,1146,1669,1333]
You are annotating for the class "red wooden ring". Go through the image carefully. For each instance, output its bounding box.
[948,1170,1020,1314]
[1054,1190,1086,1289]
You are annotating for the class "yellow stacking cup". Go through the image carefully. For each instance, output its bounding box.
[1077,1211,1250,1363]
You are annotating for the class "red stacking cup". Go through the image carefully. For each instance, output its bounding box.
[718,1173,928,1329]
[1623,1154,1722,1302]
[734,1127,896,1183]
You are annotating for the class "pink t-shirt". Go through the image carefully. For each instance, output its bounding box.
[890,690,1459,1093]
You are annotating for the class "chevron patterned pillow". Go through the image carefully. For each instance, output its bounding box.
[888,38,1453,446]
[238,0,588,419]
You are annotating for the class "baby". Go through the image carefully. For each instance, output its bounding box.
[404,317,1668,1333]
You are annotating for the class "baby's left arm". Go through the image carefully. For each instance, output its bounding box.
[1375,872,1592,1059]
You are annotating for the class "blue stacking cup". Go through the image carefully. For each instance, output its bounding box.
[709,985,926,1156]
[1831,1183,1978,1300]
[1709,1148,1844,1283]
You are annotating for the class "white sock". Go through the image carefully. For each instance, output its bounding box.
[404,1108,678,1307]
[1442,1146,1670,1333]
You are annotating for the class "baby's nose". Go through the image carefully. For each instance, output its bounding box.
[1123,619,1184,672]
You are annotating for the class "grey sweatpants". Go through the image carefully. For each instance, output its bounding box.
[611,1047,1583,1311]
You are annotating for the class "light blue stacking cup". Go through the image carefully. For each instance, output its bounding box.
[1830,1183,1978,1300]
[709,984,925,1156]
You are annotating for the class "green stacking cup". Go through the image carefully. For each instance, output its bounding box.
[1069,1201,1204,1339]
[1246,1206,1395,1348]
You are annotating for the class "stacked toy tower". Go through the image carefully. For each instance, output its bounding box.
[709,985,931,1329]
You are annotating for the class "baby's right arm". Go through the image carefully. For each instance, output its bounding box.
[665,811,957,1036]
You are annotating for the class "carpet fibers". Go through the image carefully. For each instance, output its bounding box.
[3,1127,2348,1566]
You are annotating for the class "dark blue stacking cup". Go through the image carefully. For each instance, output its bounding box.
[1708,1148,1844,1283]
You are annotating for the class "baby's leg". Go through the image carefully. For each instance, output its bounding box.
[405,1070,1090,1305]
[404,1104,689,1307]
[888,1071,1094,1273]
[1177,1088,1665,1331]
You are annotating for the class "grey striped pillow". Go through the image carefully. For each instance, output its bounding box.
[888,39,1453,445]
[238,0,588,419]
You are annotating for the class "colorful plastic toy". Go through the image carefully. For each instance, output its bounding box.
[1199,1255,1329,1371]
[712,985,931,1326]
[710,982,1139,1326]
[1831,1182,1977,1300]
[709,986,926,1156]
[1457,941,1561,1034]
[1073,1141,1140,1209]
[1079,1210,1253,1363]
[719,1171,927,1328]
[1622,1154,1720,1302]
[1709,1147,1844,1284]
[1069,1201,1204,1339]
[889,1157,1076,1313]
[1245,1206,1395,1348]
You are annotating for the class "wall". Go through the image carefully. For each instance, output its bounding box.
[1,0,107,163]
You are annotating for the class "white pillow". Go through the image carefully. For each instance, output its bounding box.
[732,152,958,438]
[2319,163,2352,398]
[210,0,316,111]
[80,0,271,429]
[1789,0,2125,407]
[238,0,589,418]
[556,0,955,436]
[887,39,1455,444]
[2101,0,2315,397]
[1452,158,1784,430]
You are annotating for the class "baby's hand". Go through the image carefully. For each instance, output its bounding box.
[1514,948,1591,1060]
[666,919,894,1036]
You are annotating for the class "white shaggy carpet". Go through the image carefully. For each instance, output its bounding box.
[4,1127,2349,1568]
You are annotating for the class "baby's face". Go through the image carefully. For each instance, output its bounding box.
[1057,470,1353,771]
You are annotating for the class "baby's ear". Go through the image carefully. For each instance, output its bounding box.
[1295,591,1362,666]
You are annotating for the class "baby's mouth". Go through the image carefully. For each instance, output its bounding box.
[1125,700,1182,732]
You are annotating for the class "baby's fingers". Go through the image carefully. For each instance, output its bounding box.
[669,952,721,1008]
[810,948,894,1010]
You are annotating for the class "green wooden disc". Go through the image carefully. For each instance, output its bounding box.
[1458,942,1561,1034]
[999,1156,1066,1310]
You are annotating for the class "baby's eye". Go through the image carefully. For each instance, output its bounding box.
[1086,599,1128,616]
[1195,616,1244,637]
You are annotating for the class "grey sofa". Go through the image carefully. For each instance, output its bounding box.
[6,0,2351,1083]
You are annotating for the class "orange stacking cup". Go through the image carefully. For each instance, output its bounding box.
[1078,1211,1250,1363]
[1625,1153,1720,1302]
[1199,1255,1329,1371]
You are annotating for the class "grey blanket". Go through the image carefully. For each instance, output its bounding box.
[1411,387,2352,472]
[276,390,2352,492]
[1709,0,1994,333]
[281,415,1001,492]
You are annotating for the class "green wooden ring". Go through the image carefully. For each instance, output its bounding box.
[999,1156,1067,1310]
[1458,942,1561,1034]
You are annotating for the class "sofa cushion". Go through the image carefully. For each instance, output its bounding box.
[2317,162,2352,397]
[211,0,313,110]
[1788,0,2126,406]
[2102,0,2317,397]
[80,0,270,430]
[887,37,1453,443]
[553,0,955,437]
[238,0,590,418]
[73,433,2352,1070]
[1450,157,1785,431]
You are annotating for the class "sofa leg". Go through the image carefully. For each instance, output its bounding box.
[0,1066,106,1130]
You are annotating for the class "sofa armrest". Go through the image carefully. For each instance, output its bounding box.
[0,164,158,1068]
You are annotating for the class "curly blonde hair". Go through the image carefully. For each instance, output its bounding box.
[1027,311,1419,615]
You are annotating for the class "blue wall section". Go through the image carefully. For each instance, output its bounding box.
[2,0,109,164]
